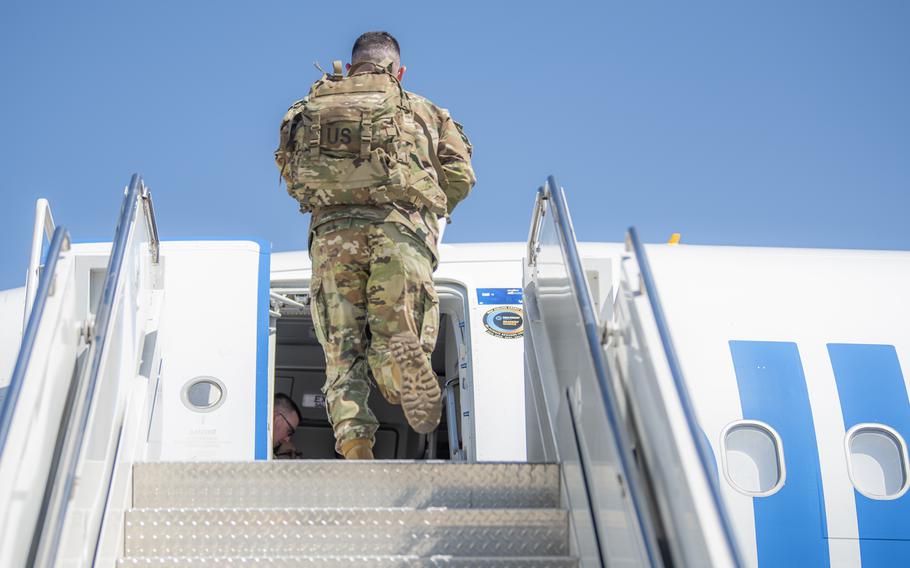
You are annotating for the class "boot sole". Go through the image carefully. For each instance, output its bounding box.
[391,331,441,434]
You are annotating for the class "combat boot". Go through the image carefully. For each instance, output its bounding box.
[340,438,374,460]
[391,331,442,434]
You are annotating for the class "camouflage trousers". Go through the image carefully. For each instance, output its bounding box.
[309,220,439,453]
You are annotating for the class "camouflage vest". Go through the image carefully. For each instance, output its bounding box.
[277,60,447,216]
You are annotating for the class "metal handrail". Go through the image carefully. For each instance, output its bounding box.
[0,226,71,459]
[526,187,546,267]
[141,185,161,264]
[627,227,743,567]
[23,199,57,330]
[33,174,159,566]
[532,176,662,567]
[270,291,307,310]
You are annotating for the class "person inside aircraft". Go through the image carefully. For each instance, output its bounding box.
[272,393,302,459]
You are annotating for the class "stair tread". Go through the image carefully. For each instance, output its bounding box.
[117,555,579,567]
[124,507,568,557]
[132,461,560,509]
[125,507,567,526]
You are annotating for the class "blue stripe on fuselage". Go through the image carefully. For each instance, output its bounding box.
[254,240,271,460]
[828,344,910,564]
[729,341,829,568]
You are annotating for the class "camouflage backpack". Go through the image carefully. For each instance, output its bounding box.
[276,59,447,216]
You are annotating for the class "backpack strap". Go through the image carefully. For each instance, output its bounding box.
[360,110,373,158]
[347,58,396,77]
[308,113,321,157]
[347,60,380,75]
[331,60,343,79]
[413,112,450,196]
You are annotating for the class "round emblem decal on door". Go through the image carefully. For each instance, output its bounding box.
[482,306,524,339]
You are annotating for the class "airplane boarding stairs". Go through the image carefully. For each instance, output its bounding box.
[0,174,744,567]
[118,461,574,566]
[521,177,743,567]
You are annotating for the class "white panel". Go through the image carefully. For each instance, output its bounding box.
[435,259,526,462]
[0,259,80,568]
[156,241,263,461]
[57,204,160,567]
[634,246,757,567]
[646,245,910,565]
[0,287,25,387]
[829,538,863,568]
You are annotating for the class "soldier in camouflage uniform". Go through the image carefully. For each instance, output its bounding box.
[275,32,475,459]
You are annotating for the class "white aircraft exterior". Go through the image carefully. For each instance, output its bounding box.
[0,175,907,567]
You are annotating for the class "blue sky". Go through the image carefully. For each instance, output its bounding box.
[1,1,907,291]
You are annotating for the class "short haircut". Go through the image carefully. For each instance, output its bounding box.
[352,31,400,67]
[274,393,302,423]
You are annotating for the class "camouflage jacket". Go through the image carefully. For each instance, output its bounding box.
[277,80,475,266]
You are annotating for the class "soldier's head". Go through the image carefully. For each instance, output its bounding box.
[349,31,406,81]
[272,393,301,449]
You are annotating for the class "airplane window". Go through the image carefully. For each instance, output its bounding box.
[723,421,784,496]
[847,425,908,499]
[181,376,226,412]
[187,380,219,407]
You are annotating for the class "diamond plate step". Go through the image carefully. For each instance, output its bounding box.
[133,461,559,509]
[117,555,579,567]
[123,508,568,557]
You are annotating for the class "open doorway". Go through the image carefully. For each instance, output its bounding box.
[270,283,471,460]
